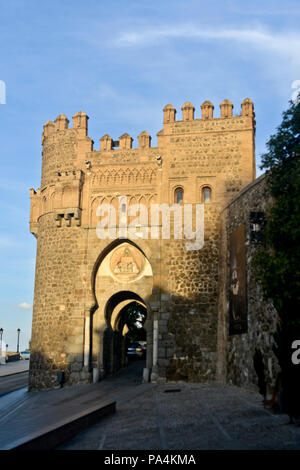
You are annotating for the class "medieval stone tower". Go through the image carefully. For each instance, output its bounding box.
[29,99,256,391]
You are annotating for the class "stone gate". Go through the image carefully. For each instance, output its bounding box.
[29,99,260,390]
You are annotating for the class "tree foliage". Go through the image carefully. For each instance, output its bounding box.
[253,101,300,419]
[124,302,147,343]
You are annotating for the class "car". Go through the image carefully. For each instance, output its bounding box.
[20,350,30,360]
[127,342,146,359]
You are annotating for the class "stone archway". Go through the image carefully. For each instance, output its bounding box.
[91,240,153,382]
[103,293,148,377]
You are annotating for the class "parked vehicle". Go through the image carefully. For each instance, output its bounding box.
[20,350,30,360]
[127,342,146,359]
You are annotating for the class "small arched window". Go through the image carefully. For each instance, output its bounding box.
[174,187,183,204]
[119,196,127,224]
[202,186,211,203]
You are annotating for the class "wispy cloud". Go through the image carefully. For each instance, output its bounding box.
[16,302,32,310]
[114,25,300,66]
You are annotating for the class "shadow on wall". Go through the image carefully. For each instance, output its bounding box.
[28,350,90,392]
[28,283,277,392]
[29,284,221,392]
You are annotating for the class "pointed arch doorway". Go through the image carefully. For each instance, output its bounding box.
[91,240,154,382]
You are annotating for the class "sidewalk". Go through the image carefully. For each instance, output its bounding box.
[0,361,150,450]
[0,360,29,377]
[59,381,300,451]
[1,361,300,450]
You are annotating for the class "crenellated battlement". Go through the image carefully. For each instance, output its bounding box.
[39,98,255,193]
[41,98,254,154]
[163,98,254,123]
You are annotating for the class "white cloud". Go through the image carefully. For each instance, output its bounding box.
[114,25,300,67]
[16,302,32,310]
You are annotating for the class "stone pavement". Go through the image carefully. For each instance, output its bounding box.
[0,360,29,376]
[58,376,300,451]
[1,361,300,450]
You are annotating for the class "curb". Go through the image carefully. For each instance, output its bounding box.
[0,370,29,378]
[0,385,28,399]
[2,400,116,450]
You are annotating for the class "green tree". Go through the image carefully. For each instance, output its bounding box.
[253,100,300,421]
[124,302,147,343]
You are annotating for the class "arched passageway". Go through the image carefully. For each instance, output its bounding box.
[90,240,154,382]
[103,295,148,376]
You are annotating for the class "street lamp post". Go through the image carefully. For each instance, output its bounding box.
[0,328,3,363]
[17,328,21,353]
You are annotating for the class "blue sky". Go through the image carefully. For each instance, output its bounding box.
[0,0,299,351]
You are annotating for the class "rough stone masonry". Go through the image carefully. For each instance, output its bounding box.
[29,99,277,392]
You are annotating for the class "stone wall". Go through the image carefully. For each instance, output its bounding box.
[29,99,257,390]
[29,213,90,390]
[217,174,280,391]
[164,207,220,382]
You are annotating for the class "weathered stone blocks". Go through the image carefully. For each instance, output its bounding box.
[30,101,256,390]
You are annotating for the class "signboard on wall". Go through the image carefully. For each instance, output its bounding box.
[229,224,247,335]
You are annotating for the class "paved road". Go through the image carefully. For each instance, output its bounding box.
[0,372,29,397]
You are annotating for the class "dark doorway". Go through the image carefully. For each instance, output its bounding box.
[103,293,147,377]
